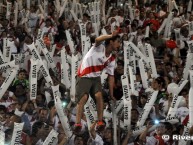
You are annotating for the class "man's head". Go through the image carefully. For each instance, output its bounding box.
[131,108,139,123]
[18,69,27,80]
[7,115,21,129]
[83,13,90,22]
[164,122,173,136]
[25,101,35,115]
[45,19,52,27]
[105,35,121,52]
[38,107,49,122]
[103,127,112,142]
[0,76,5,86]
[151,77,165,90]
[32,121,52,140]
[155,123,166,136]
[74,135,84,145]
[172,9,178,17]
[0,105,6,122]
[2,19,9,27]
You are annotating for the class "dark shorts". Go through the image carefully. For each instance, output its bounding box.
[75,76,102,104]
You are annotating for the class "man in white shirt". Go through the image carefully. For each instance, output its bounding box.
[74,31,121,132]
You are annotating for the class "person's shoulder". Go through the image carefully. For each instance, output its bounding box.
[146,135,158,144]
[93,43,105,51]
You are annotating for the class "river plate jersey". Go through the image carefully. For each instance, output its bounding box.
[78,44,116,77]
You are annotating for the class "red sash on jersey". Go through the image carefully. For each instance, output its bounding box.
[77,55,115,77]
[182,115,189,126]
[155,135,165,145]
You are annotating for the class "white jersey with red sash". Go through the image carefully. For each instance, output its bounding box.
[78,43,116,78]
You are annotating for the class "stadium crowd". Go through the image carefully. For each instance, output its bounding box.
[0,0,193,144]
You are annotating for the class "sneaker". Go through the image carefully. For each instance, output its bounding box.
[74,123,82,133]
[96,121,105,131]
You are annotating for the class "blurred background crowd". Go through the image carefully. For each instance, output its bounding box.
[0,0,193,145]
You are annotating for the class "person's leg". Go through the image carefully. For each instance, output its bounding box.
[74,77,91,132]
[95,92,104,122]
[76,94,88,124]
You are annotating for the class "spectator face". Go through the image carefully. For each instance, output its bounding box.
[36,95,44,106]
[104,128,112,141]
[7,115,19,129]
[116,63,124,74]
[46,20,51,27]
[14,85,26,96]
[8,29,14,37]
[151,4,156,11]
[111,38,121,51]
[36,124,49,140]
[137,28,143,35]
[83,15,88,22]
[149,12,155,19]
[57,122,64,133]
[177,67,183,77]
[140,12,145,20]
[110,18,116,24]
[30,7,35,13]
[105,26,111,34]
[63,21,69,29]
[131,110,139,123]
[173,10,178,17]
[2,19,8,28]
[74,136,84,145]
[39,109,48,122]
[122,34,128,41]
[181,28,189,38]
[86,22,92,33]
[140,96,147,106]
[1,31,7,38]
[163,5,168,12]
[119,9,124,16]
[189,15,193,21]
[2,91,9,100]
[0,110,6,122]
[181,91,188,98]
[18,72,26,80]
[26,103,34,115]
[151,79,160,90]
[184,95,189,106]
[0,76,5,86]
[112,9,118,16]
[24,35,33,45]
[155,124,166,136]
[165,65,172,73]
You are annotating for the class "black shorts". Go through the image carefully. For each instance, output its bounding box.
[75,76,102,104]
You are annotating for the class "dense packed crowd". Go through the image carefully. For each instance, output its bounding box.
[0,0,193,145]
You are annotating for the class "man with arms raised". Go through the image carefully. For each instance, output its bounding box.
[74,31,121,132]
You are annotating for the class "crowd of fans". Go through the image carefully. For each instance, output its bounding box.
[0,0,193,144]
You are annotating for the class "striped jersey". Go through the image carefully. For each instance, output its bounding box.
[78,44,116,77]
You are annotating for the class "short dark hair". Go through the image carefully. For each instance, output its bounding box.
[117,59,124,66]
[39,107,49,113]
[131,108,139,114]
[83,13,90,18]
[18,69,27,74]
[0,105,6,113]
[165,62,172,67]
[32,121,44,136]
[172,9,178,13]
[45,18,52,23]
[105,35,120,46]
[164,122,173,130]
[47,100,55,109]
[155,77,165,88]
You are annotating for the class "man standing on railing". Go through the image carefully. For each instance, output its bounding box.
[74,31,120,132]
